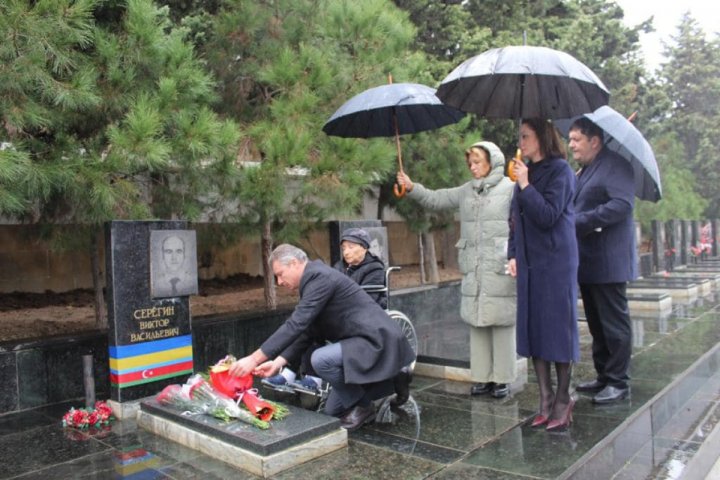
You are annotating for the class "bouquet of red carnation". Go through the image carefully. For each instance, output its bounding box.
[209,355,289,421]
[62,400,114,430]
[156,374,270,429]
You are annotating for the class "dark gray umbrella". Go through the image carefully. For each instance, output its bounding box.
[555,106,662,202]
[323,82,465,196]
[436,45,610,120]
[323,83,465,138]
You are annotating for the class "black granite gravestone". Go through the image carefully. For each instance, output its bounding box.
[651,220,665,273]
[328,220,388,267]
[666,220,681,270]
[691,220,701,251]
[711,219,719,257]
[105,220,195,403]
[681,220,693,265]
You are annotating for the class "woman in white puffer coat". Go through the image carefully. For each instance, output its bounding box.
[396,141,517,398]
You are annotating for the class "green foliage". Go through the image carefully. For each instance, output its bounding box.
[634,133,707,230]
[655,13,720,217]
[201,0,425,243]
[3,0,716,252]
[0,0,240,232]
[390,0,653,235]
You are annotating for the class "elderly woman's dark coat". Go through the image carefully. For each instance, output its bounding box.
[508,156,579,363]
[260,260,415,384]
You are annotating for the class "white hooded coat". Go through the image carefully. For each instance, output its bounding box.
[407,141,516,327]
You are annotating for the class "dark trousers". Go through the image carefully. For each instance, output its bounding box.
[580,282,632,389]
[310,342,394,417]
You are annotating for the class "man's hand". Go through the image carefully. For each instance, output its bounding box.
[254,359,283,378]
[228,356,258,377]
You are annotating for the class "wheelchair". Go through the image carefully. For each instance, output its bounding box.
[261,266,418,412]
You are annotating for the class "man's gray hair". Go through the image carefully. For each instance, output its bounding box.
[270,244,308,265]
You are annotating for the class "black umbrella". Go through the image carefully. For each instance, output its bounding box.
[555,106,662,202]
[436,45,610,120]
[323,80,465,196]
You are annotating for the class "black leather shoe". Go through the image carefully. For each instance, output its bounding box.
[576,379,606,393]
[390,367,412,406]
[339,404,375,431]
[592,385,630,404]
[471,382,494,396]
[491,383,509,398]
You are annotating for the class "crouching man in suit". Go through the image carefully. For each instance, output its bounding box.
[229,244,415,431]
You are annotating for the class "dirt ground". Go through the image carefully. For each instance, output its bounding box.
[0,266,460,343]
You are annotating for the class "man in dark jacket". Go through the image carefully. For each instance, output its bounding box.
[229,244,415,430]
[264,228,388,392]
[570,118,637,404]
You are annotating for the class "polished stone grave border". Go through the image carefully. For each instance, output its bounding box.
[560,316,720,479]
[138,399,347,477]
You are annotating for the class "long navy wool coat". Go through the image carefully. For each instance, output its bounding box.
[260,260,415,385]
[508,157,580,363]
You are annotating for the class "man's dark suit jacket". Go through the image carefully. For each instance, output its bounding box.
[260,260,415,385]
[574,147,637,284]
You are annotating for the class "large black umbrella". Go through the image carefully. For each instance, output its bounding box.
[555,106,662,202]
[436,45,610,120]
[323,81,465,196]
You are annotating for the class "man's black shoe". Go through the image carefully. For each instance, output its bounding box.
[470,382,494,396]
[491,383,509,398]
[391,367,412,406]
[592,385,630,404]
[576,379,606,393]
[339,404,375,431]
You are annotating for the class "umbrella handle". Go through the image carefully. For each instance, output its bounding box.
[507,149,521,182]
[392,105,406,197]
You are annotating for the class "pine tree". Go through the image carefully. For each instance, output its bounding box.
[659,13,720,215]
[203,0,430,306]
[1,0,239,326]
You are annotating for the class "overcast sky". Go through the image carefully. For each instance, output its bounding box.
[613,0,719,72]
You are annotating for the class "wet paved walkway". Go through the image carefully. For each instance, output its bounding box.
[1,279,719,478]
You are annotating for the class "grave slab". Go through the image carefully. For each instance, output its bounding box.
[628,282,699,303]
[138,399,346,477]
[657,272,720,291]
[633,277,711,296]
[626,292,673,313]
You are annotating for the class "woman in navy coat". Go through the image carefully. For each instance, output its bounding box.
[508,118,579,432]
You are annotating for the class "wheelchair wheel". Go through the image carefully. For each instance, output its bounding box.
[387,310,418,356]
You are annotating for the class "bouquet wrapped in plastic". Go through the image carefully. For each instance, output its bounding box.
[156,374,270,429]
[209,355,289,421]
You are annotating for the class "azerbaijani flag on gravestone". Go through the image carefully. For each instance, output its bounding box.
[109,334,193,388]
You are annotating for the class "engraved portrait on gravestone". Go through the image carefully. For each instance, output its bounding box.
[150,230,199,298]
[365,227,389,267]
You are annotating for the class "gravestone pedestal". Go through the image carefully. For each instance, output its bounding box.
[138,400,346,477]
